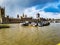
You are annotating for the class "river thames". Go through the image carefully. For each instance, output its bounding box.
[0,23,60,45]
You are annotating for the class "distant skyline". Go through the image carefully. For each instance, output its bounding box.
[0,0,60,19]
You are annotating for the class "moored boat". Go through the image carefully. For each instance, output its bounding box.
[42,21,50,26]
[21,21,29,26]
[31,21,50,27]
[21,21,50,27]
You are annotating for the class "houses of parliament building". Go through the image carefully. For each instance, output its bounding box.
[0,7,42,24]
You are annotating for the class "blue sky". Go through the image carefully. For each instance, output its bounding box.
[0,0,60,19]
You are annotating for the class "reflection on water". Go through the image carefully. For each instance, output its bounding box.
[0,23,60,45]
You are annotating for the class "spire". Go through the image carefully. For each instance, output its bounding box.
[17,14,19,18]
[23,13,24,17]
[36,13,40,18]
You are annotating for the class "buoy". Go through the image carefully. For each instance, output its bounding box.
[57,43,60,45]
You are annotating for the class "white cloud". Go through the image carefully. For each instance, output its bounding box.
[39,11,60,19]
[24,6,60,19]
[0,0,5,6]
[0,0,4,3]
[0,0,31,18]
[24,7,40,18]
[0,0,60,18]
[40,1,60,11]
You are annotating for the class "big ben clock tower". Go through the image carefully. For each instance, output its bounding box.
[0,7,5,23]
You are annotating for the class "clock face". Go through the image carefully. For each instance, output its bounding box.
[1,9,4,15]
[1,9,5,17]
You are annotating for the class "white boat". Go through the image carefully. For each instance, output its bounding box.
[21,21,29,26]
[31,21,50,27]
[31,22,38,26]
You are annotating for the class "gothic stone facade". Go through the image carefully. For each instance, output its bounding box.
[0,7,40,24]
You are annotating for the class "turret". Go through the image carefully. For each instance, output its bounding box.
[0,7,5,23]
[36,13,40,18]
[17,14,19,18]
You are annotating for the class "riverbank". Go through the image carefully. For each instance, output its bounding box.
[0,24,10,29]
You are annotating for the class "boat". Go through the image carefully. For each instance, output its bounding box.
[21,21,50,27]
[42,21,50,26]
[31,22,38,27]
[31,21,50,27]
[22,21,29,26]
[38,22,43,27]
[41,21,50,26]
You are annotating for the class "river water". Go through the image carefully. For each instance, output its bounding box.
[0,23,60,45]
